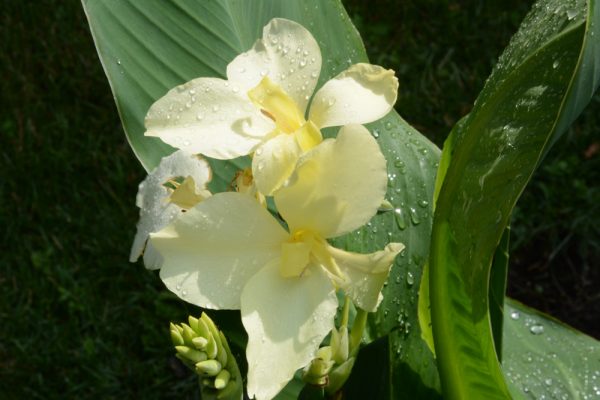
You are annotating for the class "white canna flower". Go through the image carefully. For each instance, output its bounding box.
[150,125,404,400]
[144,18,398,195]
[130,150,212,269]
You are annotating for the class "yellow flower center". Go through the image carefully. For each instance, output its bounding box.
[280,229,344,280]
[248,77,323,152]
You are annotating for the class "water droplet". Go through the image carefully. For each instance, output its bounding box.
[238,67,246,73]
[311,71,318,78]
[394,159,405,168]
[299,59,307,68]
[510,311,520,320]
[406,272,414,286]
[212,105,219,112]
[327,98,336,107]
[417,199,429,208]
[255,148,263,156]
[270,36,278,44]
[181,290,187,297]
[116,59,122,65]
[552,60,559,69]
[394,208,407,230]
[189,88,196,95]
[176,284,182,290]
[257,162,265,171]
[385,122,392,130]
[372,129,380,139]
[409,207,421,225]
[529,324,544,335]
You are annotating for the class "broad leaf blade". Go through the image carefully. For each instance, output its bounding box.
[430,0,599,398]
[503,299,600,399]
[83,0,442,396]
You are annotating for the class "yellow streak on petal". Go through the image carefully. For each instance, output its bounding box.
[294,120,323,152]
[248,77,304,134]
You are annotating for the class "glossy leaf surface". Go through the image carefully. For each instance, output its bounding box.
[429,0,599,398]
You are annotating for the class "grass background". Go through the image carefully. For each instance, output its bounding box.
[1,0,597,398]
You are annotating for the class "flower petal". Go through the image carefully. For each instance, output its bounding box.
[328,243,404,312]
[309,63,398,128]
[227,18,322,114]
[242,262,337,400]
[145,78,274,159]
[252,133,302,196]
[130,151,212,268]
[151,192,288,309]
[274,124,387,238]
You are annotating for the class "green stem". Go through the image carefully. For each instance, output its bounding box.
[349,308,368,357]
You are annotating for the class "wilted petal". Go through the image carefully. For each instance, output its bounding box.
[275,124,387,238]
[328,243,404,312]
[145,78,274,159]
[309,63,398,128]
[130,151,212,268]
[242,262,337,400]
[252,133,302,196]
[151,193,288,309]
[227,18,322,114]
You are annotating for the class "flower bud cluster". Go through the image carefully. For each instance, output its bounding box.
[170,313,242,400]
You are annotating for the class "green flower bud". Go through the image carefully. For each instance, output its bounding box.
[188,316,199,332]
[196,359,222,376]
[326,357,356,394]
[175,345,208,364]
[214,369,231,389]
[205,333,218,359]
[170,323,185,346]
[303,346,334,386]
[330,326,349,364]
[192,336,209,350]
[194,315,211,338]
[182,323,196,347]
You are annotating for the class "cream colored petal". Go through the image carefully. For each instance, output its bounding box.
[130,151,212,268]
[151,192,288,309]
[328,243,404,312]
[242,262,337,400]
[274,124,387,238]
[309,63,398,128]
[145,77,274,159]
[252,133,302,196]
[227,18,322,114]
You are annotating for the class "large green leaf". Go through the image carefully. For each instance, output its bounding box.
[503,299,600,399]
[83,0,441,396]
[429,0,600,398]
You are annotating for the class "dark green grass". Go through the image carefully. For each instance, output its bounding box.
[0,0,597,398]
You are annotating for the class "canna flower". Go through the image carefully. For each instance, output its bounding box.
[150,125,404,399]
[144,18,398,195]
[130,150,212,269]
